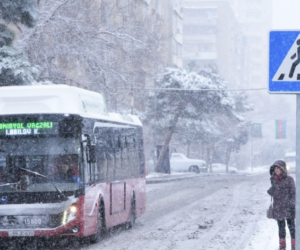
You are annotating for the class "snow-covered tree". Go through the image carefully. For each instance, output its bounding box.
[0,0,40,86]
[0,46,40,86]
[210,90,253,172]
[195,67,251,172]
[171,66,253,173]
[215,122,249,172]
[17,0,166,109]
[144,67,241,172]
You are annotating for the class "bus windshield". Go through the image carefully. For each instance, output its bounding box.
[0,136,82,193]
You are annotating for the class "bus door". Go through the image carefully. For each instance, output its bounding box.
[110,129,126,216]
[82,134,96,184]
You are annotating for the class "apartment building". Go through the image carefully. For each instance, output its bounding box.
[182,1,246,88]
[141,0,183,68]
[227,0,272,88]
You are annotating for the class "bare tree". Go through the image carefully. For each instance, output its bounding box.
[16,0,167,110]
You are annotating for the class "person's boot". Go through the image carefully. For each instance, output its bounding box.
[291,238,295,250]
[279,238,286,250]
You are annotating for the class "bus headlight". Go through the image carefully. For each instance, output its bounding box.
[286,165,290,171]
[70,205,77,215]
[62,204,78,225]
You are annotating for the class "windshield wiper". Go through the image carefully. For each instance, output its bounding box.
[20,168,67,201]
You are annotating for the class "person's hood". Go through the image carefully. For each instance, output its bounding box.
[269,160,287,177]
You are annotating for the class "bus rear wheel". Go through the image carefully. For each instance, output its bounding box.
[90,203,106,244]
[127,197,136,229]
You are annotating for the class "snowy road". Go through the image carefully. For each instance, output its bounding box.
[2,172,285,250]
[82,173,281,250]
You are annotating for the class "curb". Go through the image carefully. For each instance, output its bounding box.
[146,174,206,184]
[146,172,267,184]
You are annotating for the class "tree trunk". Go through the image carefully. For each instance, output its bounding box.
[155,110,183,172]
[206,146,211,173]
[187,142,190,158]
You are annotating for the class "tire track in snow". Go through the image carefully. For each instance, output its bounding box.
[195,184,241,249]
[231,212,260,250]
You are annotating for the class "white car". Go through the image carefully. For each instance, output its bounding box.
[170,153,207,173]
[211,163,239,174]
[285,152,296,173]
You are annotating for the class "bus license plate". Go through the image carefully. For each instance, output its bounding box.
[8,231,35,237]
[24,217,42,226]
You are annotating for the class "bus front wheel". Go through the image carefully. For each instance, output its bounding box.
[90,202,106,243]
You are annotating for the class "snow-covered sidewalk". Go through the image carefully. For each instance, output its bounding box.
[242,215,287,250]
[146,166,269,184]
[146,171,202,183]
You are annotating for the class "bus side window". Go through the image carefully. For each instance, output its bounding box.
[94,127,112,182]
[133,138,140,177]
[106,135,114,182]
[121,136,128,179]
[127,136,137,178]
[138,138,145,176]
[114,134,122,180]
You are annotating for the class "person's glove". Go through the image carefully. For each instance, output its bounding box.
[289,206,296,218]
[267,186,275,196]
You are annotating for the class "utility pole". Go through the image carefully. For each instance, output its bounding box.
[130,84,134,115]
[154,86,157,167]
[251,135,253,172]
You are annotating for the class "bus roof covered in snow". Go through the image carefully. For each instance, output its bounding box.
[0,85,142,126]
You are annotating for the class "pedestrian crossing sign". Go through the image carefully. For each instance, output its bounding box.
[269,31,300,93]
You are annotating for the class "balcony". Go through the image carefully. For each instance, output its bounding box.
[184,17,217,26]
[183,35,217,43]
[183,52,218,60]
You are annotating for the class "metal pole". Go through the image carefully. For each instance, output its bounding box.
[296,94,300,250]
[154,87,157,167]
[251,136,253,172]
[130,84,134,115]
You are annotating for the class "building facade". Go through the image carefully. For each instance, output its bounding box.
[227,0,272,88]
[142,0,183,68]
[182,1,246,88]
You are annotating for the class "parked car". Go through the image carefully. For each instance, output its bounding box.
[284,151,296,173]
[211,163,239,174]
[170,153,207,173]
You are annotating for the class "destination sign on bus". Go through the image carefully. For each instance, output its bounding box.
[0,122,58,136]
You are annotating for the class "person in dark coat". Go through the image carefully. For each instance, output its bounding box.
[268,160,295,250]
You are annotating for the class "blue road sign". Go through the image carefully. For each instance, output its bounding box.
[269,31,300,93]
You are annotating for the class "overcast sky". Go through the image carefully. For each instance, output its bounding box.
[272,0,300,29]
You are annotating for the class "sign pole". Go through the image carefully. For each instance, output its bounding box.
[296,94,300,250]
[251,135,253,172]
[269,31,300,250]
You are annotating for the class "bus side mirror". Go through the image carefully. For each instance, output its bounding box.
[87,145,96,163]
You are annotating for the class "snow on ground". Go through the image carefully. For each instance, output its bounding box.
[146,171,195,178]
[83,172,287,250]
[239,165,270,175]
[146,165,269,179]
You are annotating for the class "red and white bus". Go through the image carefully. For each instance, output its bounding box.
[0,85,146,242]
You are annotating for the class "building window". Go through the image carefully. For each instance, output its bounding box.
[247,36,262,44]
[184,25,217,36]
[253,49,262,58]
[253,63,262,71]
[172,39,177,56]
[246,9,261,19]
[184,8,217,19]
[246,0,264,4]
